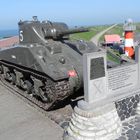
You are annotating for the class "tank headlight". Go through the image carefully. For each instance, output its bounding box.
[59,57,65,64]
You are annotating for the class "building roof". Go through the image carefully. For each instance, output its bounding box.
[0,36,19,48]
[104,34,121,44]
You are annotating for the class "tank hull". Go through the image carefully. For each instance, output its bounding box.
[0,39,98,110]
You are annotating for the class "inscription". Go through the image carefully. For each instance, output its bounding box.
[108,64,138,92]
[90,57,105,80]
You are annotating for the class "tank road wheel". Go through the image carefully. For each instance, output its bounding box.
[32,78,50,102]
[10,72,16,85]
[3,67,12,82]
[5,72,11,81]
[3,67,16,84]
[24,80,34,94]
[38,87,48,102]
[19,78,27,90]
[5,72,14,82]
[19,77,34,94]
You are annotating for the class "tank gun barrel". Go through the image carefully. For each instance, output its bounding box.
[57,28,89,36]
[43,27,89,39]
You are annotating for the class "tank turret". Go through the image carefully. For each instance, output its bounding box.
[18,16,89,44]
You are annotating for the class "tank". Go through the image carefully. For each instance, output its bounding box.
[0,16,99,110]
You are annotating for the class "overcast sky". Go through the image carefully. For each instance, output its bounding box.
[0,0,140,29]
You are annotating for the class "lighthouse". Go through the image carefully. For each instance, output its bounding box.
[123,19,136,58]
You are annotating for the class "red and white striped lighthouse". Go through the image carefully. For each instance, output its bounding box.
[123,19,136,58]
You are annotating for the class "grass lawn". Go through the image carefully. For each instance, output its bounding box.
[70,25,110,41]
[70,22,140,42]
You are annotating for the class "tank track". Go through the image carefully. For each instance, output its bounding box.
[0,60,71,110]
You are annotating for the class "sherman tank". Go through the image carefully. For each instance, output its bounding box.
[0,16,99,110]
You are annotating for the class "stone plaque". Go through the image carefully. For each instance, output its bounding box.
[83,51,108,103]
[108,63,138,93]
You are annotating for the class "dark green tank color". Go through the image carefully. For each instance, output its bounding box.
[0,17,99,110]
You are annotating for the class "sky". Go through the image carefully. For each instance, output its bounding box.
[0,0,140,30]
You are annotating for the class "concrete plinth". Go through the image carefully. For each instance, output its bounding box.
[64,103,122,140]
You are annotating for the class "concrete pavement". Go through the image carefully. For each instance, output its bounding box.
[0,82,63,140]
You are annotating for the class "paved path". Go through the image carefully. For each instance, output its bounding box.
[90,24,118,46]
[0,83,63,140]
[116,116,140,140]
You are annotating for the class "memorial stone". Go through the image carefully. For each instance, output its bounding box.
[83,51,108,104]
